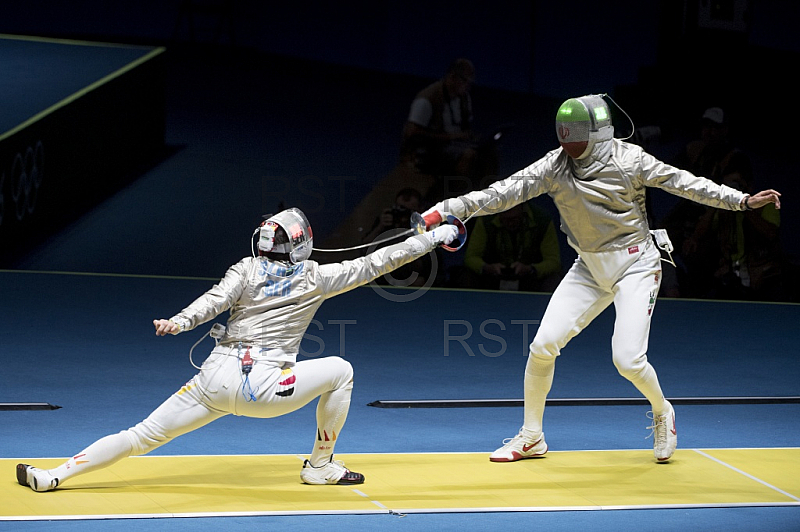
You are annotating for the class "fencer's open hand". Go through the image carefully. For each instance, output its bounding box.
[424,224,459,247]
[747,189,782,210]
[153,319,180,336]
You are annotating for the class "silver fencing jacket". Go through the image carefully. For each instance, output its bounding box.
[430,138,747,253]
[169,234,434,367]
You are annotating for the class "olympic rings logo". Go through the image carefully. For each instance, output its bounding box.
[4,141,45,224]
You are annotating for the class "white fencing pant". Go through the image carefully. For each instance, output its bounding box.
[49,350,353,485]
[523,239,667,436]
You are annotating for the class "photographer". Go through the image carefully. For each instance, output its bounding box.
[361,188,439,287]
[399,58,499,193]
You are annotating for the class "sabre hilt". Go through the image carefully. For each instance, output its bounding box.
[410,212,426,236]
[441,214,467,252]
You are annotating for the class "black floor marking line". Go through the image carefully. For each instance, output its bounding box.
[367,397,800,408]
[0,403,61,411]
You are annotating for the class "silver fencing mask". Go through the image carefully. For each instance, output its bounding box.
[257,208,313,263]
[555,95,613,160]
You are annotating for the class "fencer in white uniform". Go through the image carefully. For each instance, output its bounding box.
[422,95,781,462]
[17,208,460,491]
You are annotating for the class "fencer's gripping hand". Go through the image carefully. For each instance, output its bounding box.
[423,224,459,248]
[153,319,180,336]
[422,208,443,229]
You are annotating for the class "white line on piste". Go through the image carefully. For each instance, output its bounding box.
[352,488,388,509]
[693,449,800,502]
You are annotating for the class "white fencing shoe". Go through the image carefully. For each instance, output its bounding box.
[300,457,365,485]
[489,430,548,462]
[16,464,59,492]
[647,401,677,462]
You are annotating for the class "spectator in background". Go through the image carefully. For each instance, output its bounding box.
[659,107,759,298]
[361,187,439,287]
[673,107,750,182]
[684,166,784,301]
[400,58,499,196]
[456,202,561,292]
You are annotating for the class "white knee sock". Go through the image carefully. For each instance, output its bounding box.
[522,356,555,438]
[626,361,670,415]
[309,381,352,467]
[48,431,133,485]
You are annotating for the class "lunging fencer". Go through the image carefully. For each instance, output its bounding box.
[17,208,460,491]
[423,95,781,462]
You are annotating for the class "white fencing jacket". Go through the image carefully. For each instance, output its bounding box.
[170,234,434,367]
[428,139,747,254]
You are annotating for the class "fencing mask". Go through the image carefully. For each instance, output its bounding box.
[555,94,614,160]
[257,208,313,263]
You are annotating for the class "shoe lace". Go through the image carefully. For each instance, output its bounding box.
[306,458,344,471]
[501,429,529,447]
[645,411,667,447]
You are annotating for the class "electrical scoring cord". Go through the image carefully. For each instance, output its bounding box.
[311,228,416,253]
[238,342,259,401]
[602,92,636,141]
[188,323,226,370]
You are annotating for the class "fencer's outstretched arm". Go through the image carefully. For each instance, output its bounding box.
[317,226,459,297]
[150,226,459,342]
[422,156,555,228]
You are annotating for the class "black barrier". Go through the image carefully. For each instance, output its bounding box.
[0,403,61,411]
[368,396,800,408]
[0,44,166,266]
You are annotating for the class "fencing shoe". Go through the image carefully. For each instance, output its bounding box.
[300,457,365,485]
[489,430,548,462]
[647,401,677,462]
[16,464,59,492]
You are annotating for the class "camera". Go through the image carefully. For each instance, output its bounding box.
[391,205,412,226]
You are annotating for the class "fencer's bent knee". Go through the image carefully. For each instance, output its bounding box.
[526,342,557,380]
[529,334,561,362]
[328,356,354,390]
[612,351,648,380]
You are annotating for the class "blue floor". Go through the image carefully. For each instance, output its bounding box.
[4,507,800,532]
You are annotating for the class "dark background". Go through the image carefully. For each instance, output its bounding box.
[1,0,797,287]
